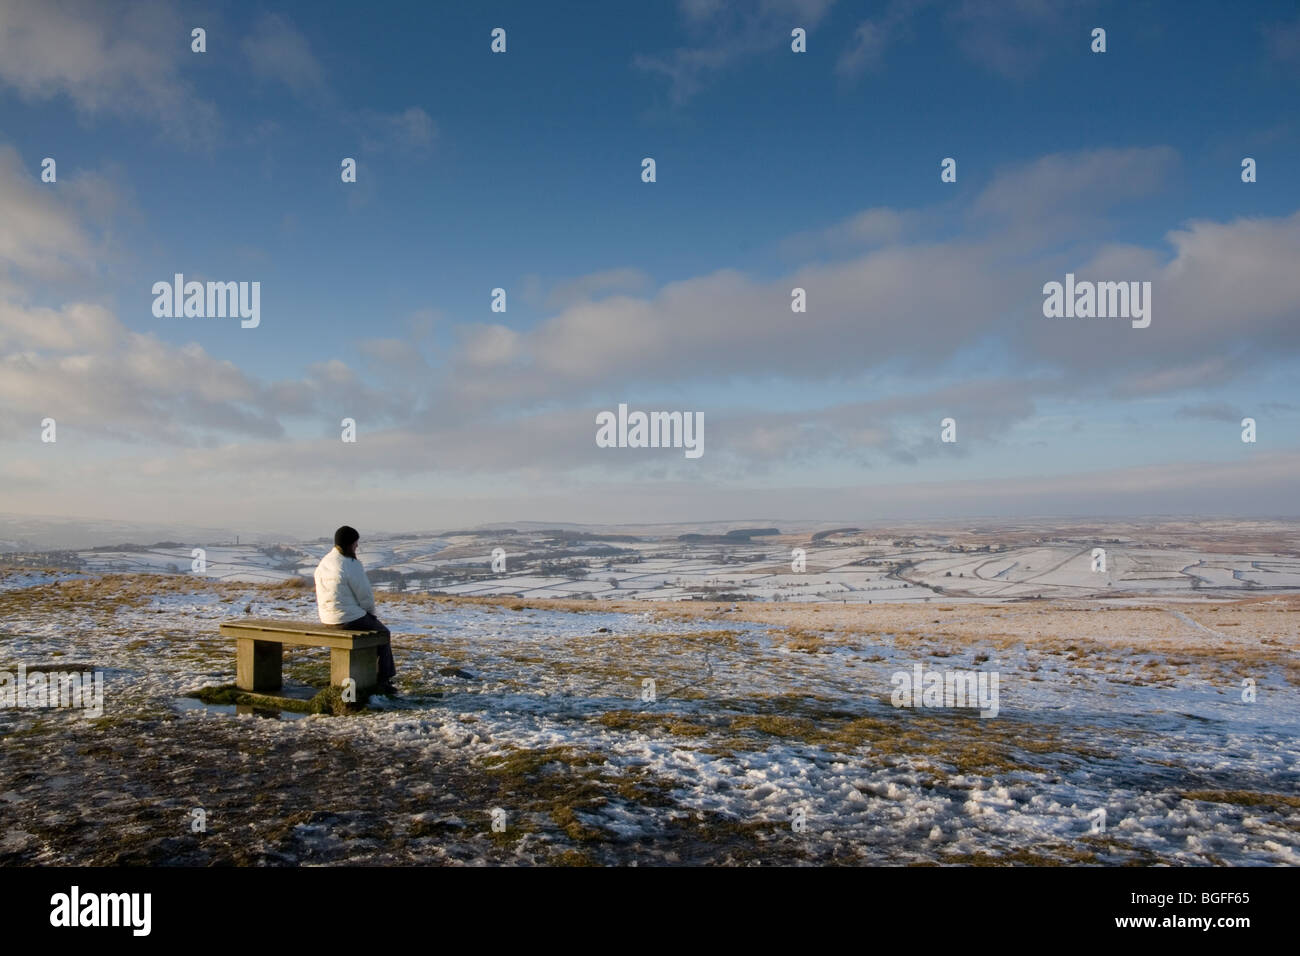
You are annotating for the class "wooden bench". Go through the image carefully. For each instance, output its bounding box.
[220,619,390,694]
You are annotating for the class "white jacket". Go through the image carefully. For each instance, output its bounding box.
[314,547,376,624]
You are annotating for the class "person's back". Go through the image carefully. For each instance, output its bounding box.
[314,545,373,624]
[314,525,396,692]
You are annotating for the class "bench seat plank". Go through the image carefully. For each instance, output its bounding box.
[220,619,388,649]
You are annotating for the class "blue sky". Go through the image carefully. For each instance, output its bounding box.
[1,0,1298,535]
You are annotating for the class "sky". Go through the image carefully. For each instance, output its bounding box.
[0,0,1298,538]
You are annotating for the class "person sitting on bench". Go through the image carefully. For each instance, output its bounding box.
[314,525,397,692]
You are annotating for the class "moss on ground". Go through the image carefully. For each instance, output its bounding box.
[185,682,370,715]
[684,706,1116,780]
[1181,790,1300,810]
[597,710,713,737]
[474,745,688,859]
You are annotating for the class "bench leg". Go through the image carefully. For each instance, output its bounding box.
[236,638,282,692]
[331,645,379,693]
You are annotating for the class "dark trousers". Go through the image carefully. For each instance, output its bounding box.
[334,612,396,684]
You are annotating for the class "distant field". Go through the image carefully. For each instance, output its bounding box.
[44,521,1300,604]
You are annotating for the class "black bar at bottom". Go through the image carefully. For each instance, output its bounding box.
[0,864,1277,942]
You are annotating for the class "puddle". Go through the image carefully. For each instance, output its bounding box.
[172,697,310,721]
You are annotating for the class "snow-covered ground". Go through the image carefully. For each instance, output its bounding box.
[60,531,1300,603]
[1,570,1296,865]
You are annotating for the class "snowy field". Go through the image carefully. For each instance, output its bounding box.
[62,525,1300,604]
[1,570,1296,865]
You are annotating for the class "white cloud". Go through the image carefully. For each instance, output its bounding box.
[363,106,436,152]
[241,12,326,97]
[779,207,915,258]
[837,0,1090,83]
[0,0,218,144]
[0,301,276,443]
[238,13,435,161]
[0,146,99,280]
[457,324,523,369]
[440,242,1012,410]
[835,0,923,78]
[1019,209,1300,384]
[636,0,837,103]
[393,106,435,146]
[0,300,119,352]
[948,0,1074,79]
[835,20,889,77]
[973,147,1179,224]
[544,268,652,310]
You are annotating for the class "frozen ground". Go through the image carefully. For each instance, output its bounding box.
[0,571,1297,865]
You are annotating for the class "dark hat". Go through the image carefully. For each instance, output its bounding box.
[334,526,360,549]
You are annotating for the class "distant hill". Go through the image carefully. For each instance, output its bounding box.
[0,513,293,552]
